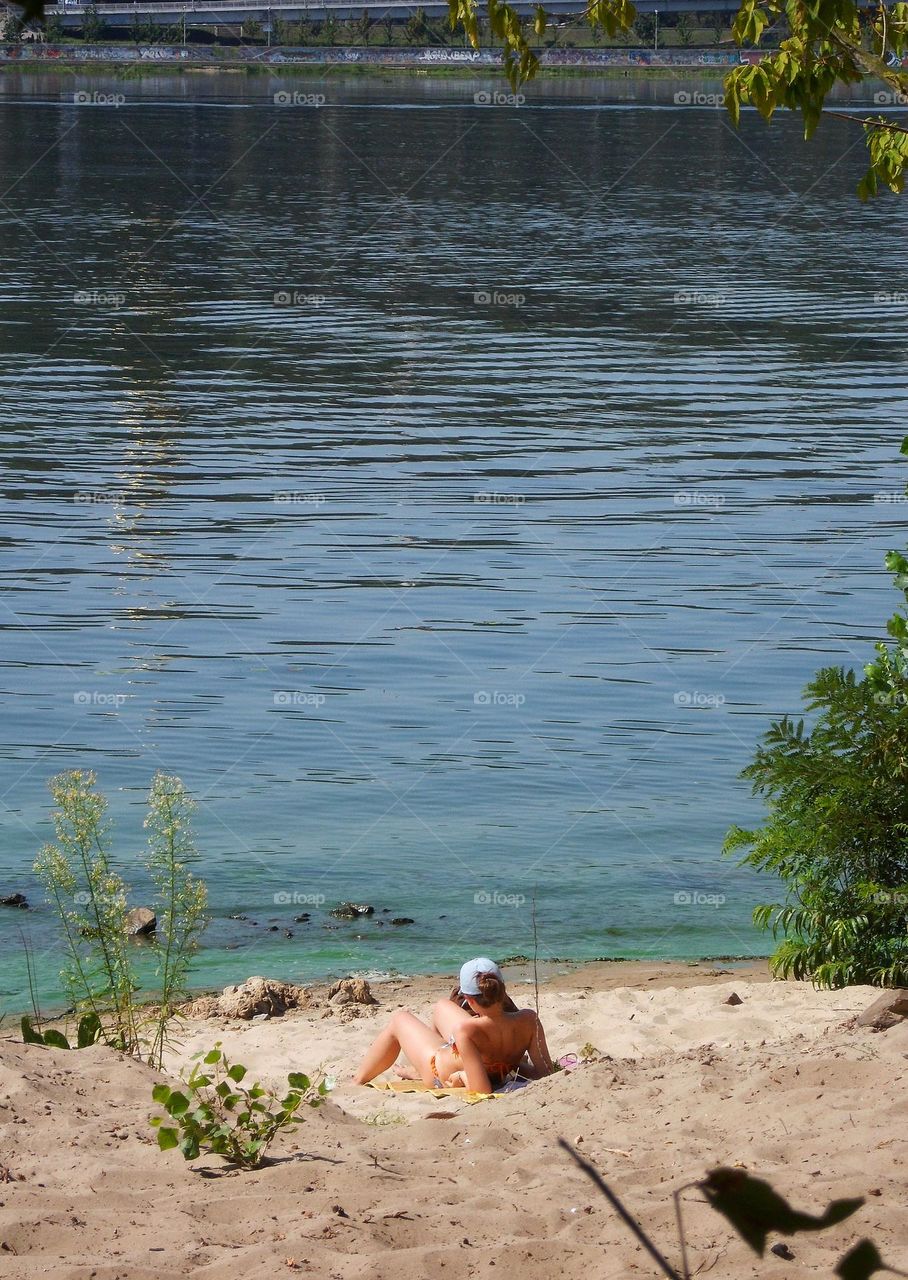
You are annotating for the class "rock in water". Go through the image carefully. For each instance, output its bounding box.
[124,907,156,936]
[327,977,378,1007]
[855,988,908,1031]
[217,976,309,1020]
[0,893,28,909]
[391,917,415,926]
[330,902,375,919]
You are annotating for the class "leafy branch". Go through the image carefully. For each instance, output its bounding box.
[151,1045,330,1169]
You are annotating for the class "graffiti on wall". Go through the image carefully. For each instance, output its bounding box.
[0,42,748,67]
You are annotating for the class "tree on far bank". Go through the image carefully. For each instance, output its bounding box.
[350,10,373,45]
[405,7,429,44]
[80,3,103,41]
[675,12,695,46]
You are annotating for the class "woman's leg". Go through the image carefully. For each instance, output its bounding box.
[353,1010,440,1086]
[432,997,475,1041]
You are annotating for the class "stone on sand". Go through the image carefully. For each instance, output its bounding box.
[209,976,310,1020]
[855,988,908,1031]
[327,977,378,1007]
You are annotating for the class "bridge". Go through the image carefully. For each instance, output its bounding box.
[43,0,748,30]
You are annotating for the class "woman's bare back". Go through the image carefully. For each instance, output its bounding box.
[435,1008,536,1080]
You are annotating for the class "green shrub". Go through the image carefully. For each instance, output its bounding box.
[725,547,908,988]
[151,1045,329,1168]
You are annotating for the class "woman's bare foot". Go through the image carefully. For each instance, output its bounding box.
[393,1063,421,1081]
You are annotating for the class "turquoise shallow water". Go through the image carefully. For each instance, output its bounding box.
[1,74,907,1010]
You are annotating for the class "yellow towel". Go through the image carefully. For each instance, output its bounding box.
[368,1080,492,1104]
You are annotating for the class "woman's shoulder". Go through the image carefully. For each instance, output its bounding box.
[507,1007,540,1027]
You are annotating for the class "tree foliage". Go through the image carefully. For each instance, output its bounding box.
[724,449,908,987]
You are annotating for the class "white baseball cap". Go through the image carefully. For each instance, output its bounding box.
[459,956,503,995]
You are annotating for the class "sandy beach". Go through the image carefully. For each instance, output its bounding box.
[1,959,905,1279]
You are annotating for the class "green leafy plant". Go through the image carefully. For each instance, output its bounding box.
[31,770,207,1064]
[21,1012,102,1050]
[725,516,908,988]
[151,1045,329,1169]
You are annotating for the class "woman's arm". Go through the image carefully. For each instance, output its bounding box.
[455,1025,493,1094]
[526,1012,555,1078]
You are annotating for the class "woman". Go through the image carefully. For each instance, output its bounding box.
[353,957,554,1094]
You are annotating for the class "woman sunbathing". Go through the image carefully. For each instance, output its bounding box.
[353,957,554,1094]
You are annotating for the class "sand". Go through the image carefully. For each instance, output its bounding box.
[1,960,905,1279]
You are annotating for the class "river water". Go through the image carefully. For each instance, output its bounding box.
[1,71,906,1008]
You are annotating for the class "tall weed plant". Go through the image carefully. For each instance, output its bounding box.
[33,770,207,1065]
